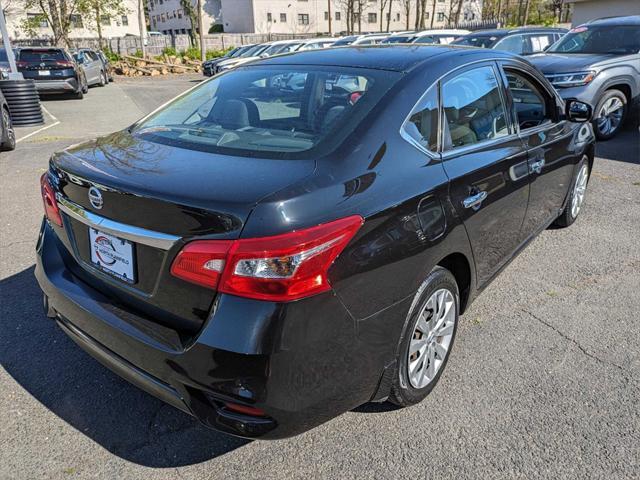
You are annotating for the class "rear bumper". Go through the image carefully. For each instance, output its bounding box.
[32,78,79,93]
[35,219,400,439]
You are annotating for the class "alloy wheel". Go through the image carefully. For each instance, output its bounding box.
[2,109,15,146]
[571,163,589,219]
[596,97,624,137]
[407,288,456,389]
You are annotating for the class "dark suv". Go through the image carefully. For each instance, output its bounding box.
[16,47,88,99]
[452,27,567,56]
[529,16,640,140]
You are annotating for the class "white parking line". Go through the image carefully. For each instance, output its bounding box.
[15,105,61,143]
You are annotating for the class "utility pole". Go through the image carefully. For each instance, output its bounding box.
[0,6,21,79]
[138,0,147,58]
[327,0,332,35]
[198,0,205,61]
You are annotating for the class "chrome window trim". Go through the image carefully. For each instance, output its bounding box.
[56,194,180,250]
[440,132,521,160]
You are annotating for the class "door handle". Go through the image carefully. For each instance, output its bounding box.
[462,191,488,210]
[530,158,545,174]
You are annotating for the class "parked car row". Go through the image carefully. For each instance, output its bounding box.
[4,47,112,100]
[204,15,639,140]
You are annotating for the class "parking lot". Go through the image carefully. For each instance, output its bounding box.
[1,75,639,479]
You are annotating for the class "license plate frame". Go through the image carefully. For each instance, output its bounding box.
[38,70,51,76]
[89,228,136,283]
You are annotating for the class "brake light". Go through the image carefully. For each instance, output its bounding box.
[40,173,62,227]
[170,216,364,301]
[16,61,27,68]
[54,60,74,67]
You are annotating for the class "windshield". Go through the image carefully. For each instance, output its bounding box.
[240,45,264,57]
[134,66,399,159]
[451,35,499,48]
[548,25,640,55]
[381,36,415,44]
[0,50,8,61]
[333,36,357,46]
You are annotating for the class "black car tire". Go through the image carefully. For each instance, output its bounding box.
[389,266,459,407]
[0,106,16,151]
[99,71,107,87]
[593,89,627,141]
[554,156,589,228]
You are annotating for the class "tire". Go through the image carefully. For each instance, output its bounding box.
[389,266,459,407]
[98,71,107,87]
[554,156,589,228]
[593,89,627,141]
[0,106,16,151]
[81,76,89,94]
[75,89,84,100]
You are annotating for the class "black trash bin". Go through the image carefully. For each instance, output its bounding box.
[0,79,44,126]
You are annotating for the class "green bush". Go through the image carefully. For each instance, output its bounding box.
[162,46,178,57]
[205,48,232,60]
[101,47,120,62]
[181,46,201,60]
[132,49,143,58]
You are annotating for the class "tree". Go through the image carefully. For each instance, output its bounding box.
[429,0,436,28]
[180,0,198,47]
[385,0,393,31]
[400,0,411,30]
[82,0,127,47]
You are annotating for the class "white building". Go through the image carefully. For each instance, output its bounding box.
[564,0,640,26]
[219,0,480,35]
[3,0,142,40]
[148,0,222,36]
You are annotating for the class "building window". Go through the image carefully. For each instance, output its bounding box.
[100,15,111,25]
[367,12,377,23]
[69,14,83,28]
[161,13,165,22]
[324,11,329,21]
[425,12,429,19]
[437,12,444,21]
[149,1,154,11]
[280,13,287,22]
[297,13,309,25]
[335,11,341,21]
[152,18,157,26]
[177,9,183,18]
[27,13,48,28]
[267,12,272,22]
[121,15,129,26]
[396,12,400,21]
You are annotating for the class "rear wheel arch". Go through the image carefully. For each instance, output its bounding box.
[437,252,472,314]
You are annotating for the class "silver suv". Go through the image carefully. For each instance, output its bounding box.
[530,15,640,140]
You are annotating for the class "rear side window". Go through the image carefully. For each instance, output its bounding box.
[442,66,509,150]
[403,86,439,152]
[135,66,399,158]
[494,35,525,54]
[528,34,554,53]
[19,49,66,62]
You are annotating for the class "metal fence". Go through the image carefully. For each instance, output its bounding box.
[6,32,312,56]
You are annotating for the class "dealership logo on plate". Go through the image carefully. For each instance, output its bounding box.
[88,186,103,209]
[93,235,119,265]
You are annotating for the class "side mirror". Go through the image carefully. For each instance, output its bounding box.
[566,99,592,123]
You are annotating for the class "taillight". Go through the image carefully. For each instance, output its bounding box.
[170,215,364,302]
[16,61,27,68]
[170,240,233,289]
[54,60,74,68]
[40,173,62,226]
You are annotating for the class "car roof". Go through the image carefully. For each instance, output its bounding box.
[465,27,567,37]
[583,15,640,26]
[247,44,514,73]
[415,29,469,36]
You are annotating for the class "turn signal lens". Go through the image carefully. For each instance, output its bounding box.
[40,173,62,227]
[224,402,266,417]
[170,216,364,301]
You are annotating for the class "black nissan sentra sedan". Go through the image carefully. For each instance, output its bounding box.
[36,46,595,439]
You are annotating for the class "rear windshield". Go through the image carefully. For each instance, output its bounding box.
[18,49,67,62]
[134,65,399,159]
[548,25,640,55]
[452,35,499,48]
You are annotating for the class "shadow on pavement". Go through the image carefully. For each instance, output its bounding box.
[0,266,248,467]
[594,115,639,165]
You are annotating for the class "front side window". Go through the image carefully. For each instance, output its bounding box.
[134,66,399,158]
[505,70,551,130]
[403,86,438,152]
[442,66,509,150]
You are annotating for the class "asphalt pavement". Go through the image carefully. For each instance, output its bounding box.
[0,75,639,479]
